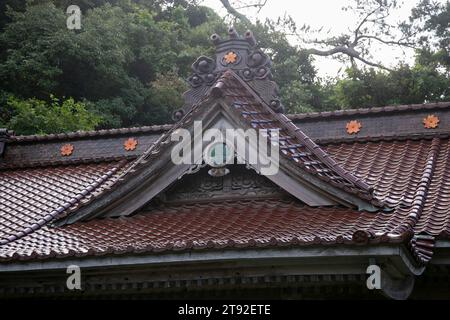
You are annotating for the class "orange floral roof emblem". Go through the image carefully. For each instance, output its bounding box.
[223,51,238,64]
[346,120,362,134]
[124,138,138,151]
[423,114,439,129]
[60,144,74,156]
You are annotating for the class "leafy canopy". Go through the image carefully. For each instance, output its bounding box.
[4,95,101,135]
[0,0,448,134]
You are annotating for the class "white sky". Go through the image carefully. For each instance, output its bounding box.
[201,0,443,78]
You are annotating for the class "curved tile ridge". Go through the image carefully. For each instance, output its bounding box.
[410,234,436,264]
[10,125,172,143]
[287,102,450,120]
[316,132,450,145]
[347,138,441,264]
[0,155,138,171]
[392,137,441,263]
[0,160,128,246]
[402,137,441,231]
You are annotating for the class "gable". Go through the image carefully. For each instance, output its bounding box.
[52,85,384,226]
[1,28,449,283]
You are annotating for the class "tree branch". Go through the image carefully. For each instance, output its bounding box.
[356,35,417,48]
[219,0,251,24]
[353,2,383,44]
[234,0,267,13]
[305,46,393,72]
[217,0,413,72]
[352,55,393,72]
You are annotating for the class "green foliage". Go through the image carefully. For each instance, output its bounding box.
[146,71,187,124]
[0,0,448,134]
[329,62,450,109]
[5,95,101,135]
[280,81,316,114]
[330,68,394,108]
[0,0,233,131]
[0,2,68,97]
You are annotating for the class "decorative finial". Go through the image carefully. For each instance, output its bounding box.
[228,26,239,39]
[174,28,284,121]
[244,30,256,47]
[210,33,221,45]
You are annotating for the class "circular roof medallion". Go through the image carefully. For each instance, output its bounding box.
[60,144,74,156]
[423,114,439,129]
[223,51,238,64]
[346,120,362,135]
[124,138,138,151]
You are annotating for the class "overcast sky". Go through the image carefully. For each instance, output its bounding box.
[201,0,443,78]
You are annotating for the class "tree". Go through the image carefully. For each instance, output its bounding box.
[298,0,416,71]
[216,0,448,72]
[0,1,226,128]
[0,0,448,135]
[329,61,449,109]
[0,0,320,126]
[410,0,450,70]
[4,95,101,135]
[325,1,450,109]
[217,0,449,110]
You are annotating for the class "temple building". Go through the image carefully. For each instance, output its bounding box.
[0,29,449,299]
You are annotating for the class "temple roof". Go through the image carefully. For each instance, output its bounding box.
[0,200,412,262]
[0,102,448,265]
[0,28,449,270]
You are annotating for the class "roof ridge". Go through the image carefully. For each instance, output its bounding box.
[55,70,441,226]
[287,101,450,121]
[403,137,441,231]
[391,137,441,264]
[314,132,450,145]
[7,102,448,144]
[10,124,172,143]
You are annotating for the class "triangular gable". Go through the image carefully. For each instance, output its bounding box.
[54,30,383,226]
[55,76,380,225]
